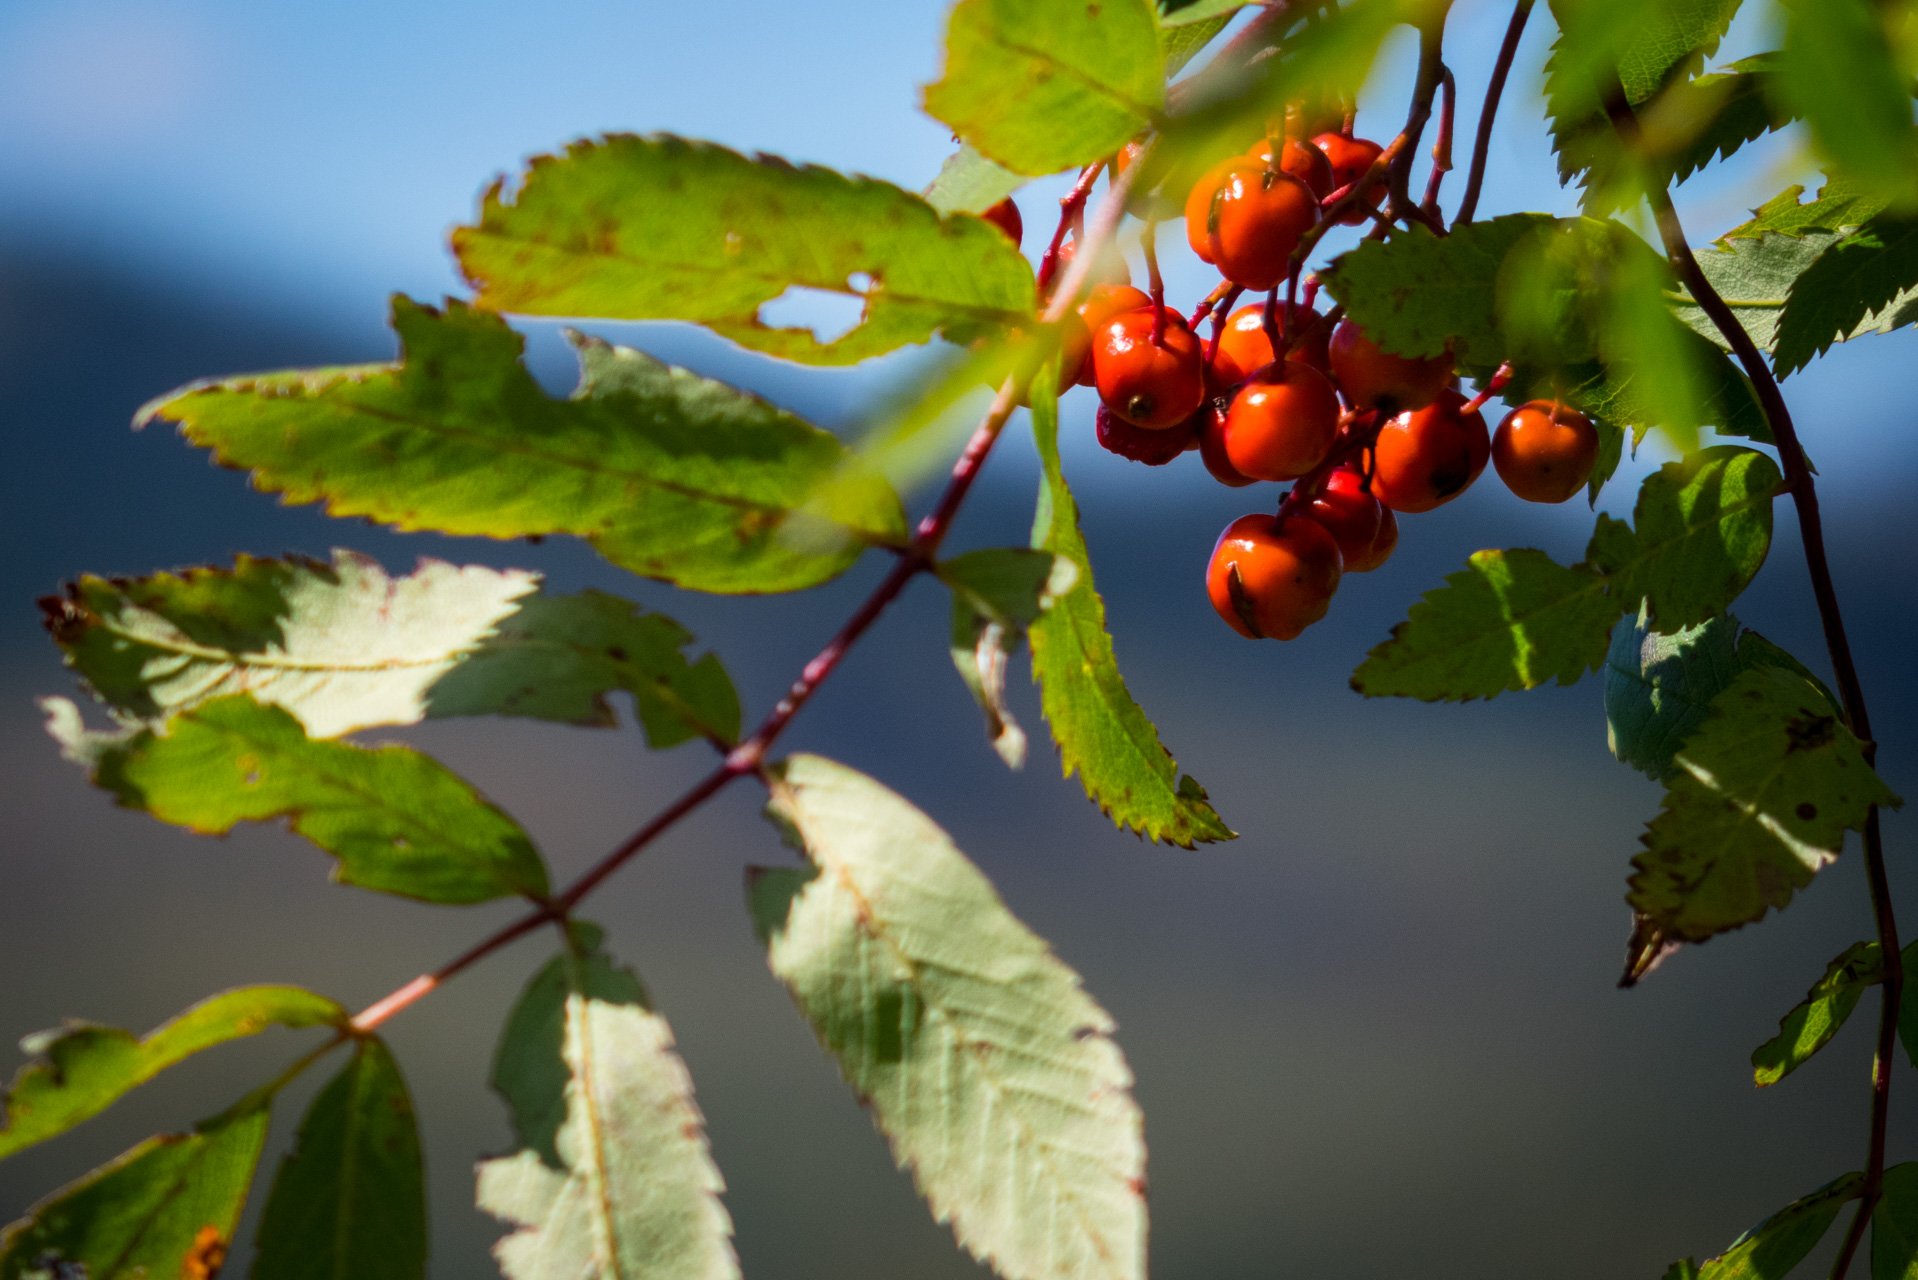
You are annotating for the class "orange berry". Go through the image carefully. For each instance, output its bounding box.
[1246,136,1337,200]
[1313,133,1385,224]
[1297,467,1397,572]
[1371,389,1491,513]
[1328,319,1453,414]
[1212,304,1331,385]
[1091,310,1205,429]
[1207,514,1342,640]
[1492,400,1601,504]
[1222,361,1341,482]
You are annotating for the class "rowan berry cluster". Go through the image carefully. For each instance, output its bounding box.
[984,107,1602,641]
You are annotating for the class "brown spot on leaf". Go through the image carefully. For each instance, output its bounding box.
[183,1225,227,1279]
[1786,713,1837,753]
[1797,802,1818,821]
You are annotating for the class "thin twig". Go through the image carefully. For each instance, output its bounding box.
[1603,85,1895,1280]
[1455,0,1534,226]
[1421,65,1456,217]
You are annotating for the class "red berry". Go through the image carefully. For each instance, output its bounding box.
[1071,284,1151,386]
[1197,397,1258,487]
[1245,136,1337,199]
[1206,514,1343,640]
[1211,304,1331,385]
[1185,161,1318,289]
[1222,361,1341,482]
[1371,389,1491,513]
[1055,236,1131,288]
[1328,319,1453,414]
[1312,133,1385,224]
[981,198,1022,247]
[1492,400,1600,504]
[1092,310,1205,429]
[1096,403,1194,465]
[1297,467,1397,572]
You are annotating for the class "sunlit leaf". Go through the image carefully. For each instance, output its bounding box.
[923,143,1026,216]
[1774,215,1918,374]
[1026,365,1232,846]
[455,134,1034,363]
[1691,1172,1863,1279]
[1585,446,1781,632]
[1160,0,1253,27]
[752,753,1145,1280]
[1726,175,1892,241]
[1671,229,1839,356]
[253,1037,425,1280]
[46,693,549,904]
[0,1102,269,1279]
[1625,664,1901,969]
[141,302,906,594]
[924,0,1164,176]
[1872,1162,1918,1280]
[478,923,737,1280]
[1161,10,1236,77]
[1751,941,1880,1086]
[937,548,1078,769]
[0,986,343,1161]
[1773,0,1918,206]
[1351,549,1619,702]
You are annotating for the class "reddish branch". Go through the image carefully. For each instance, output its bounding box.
[1454,0,1533,226]
[1603,88,1896,1280]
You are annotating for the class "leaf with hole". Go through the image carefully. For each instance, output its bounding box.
[751,753,1145,1280]
[45,693,549,904]
[477,923,737,1280]
[252,1037,425,1280]
[0,986,343,1162]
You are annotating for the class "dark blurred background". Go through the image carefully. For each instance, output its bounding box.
[4,2,1917,1277]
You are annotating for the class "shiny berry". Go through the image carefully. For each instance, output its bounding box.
[1222,361,1341,482]
[1092,310,1205,429]
[1297,467,1397,572]
[1197,397,1258,487]
[1096,403,1194,465]
[1328,319,1453,414]
[1189,162,1319,290]
[1492,400,1600,504]
[1371,389,1491,513]
[1312,133,1385,224]
[1206,514,1343,640]
[1212,304,1331,385]
[981,198,1022,247]
[1245,136,1337,199]
[1071,284,1151,385]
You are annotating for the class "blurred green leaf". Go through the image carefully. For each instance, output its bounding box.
[455,134,1035,362]
[478,924,737,1280]
[1351,549,1619,702]
[1774,215,1918,374]
[1585,446,1781,632]
[1751,941,1880,1086]
[1691,1172,1864,1279]
[1773,0,1918,207]
[0,1101,269,1279]
[751,753,1145,1280]
[923,143,1026,216]
[1872,1162,1918,1280]
[1626,664,1900,967]
[1160,0,1252,27]
[253,1037,425,1280]
[937,548,1078,768]
[924,0,1164,176]
[46,694,549,905]
[1663,54,1794,185]
[0,986,343,1162]
[1161,11,1235,76]
[1026,365,1233,846]
[143,302,905,595]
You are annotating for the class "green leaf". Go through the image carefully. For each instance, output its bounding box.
[1774,215,1918,375]
[752,753,1146,1280]
[252,1037,425,1280]
[47,693,549,904]
[1665,1262,1704,1280]
[1774,0,1918,206]
[1624,664,1901,969]
[937,548,1079,769]
[1160,0,1252,27]
[141,302,906,594]
[1351,549,1620,702]
[1751,941,1881,1086]
[424,588,740,746]
[1161,11,1235,76]
[478,923,737,1280]
[923,0,1164,177]
[922,143,1026,216]
[453,134,1035,363]
[1026,364,1232,846]
[1671,228,1839,357]
[1585,446,1782,632]
[1665,54,1794,185]
[0,986,343,1161]
[1604,608,1836,781]
[1693,1172,1864,1279]
[1726,175,1893,241]
[0,1102,270,1279]
[1872,1162,1918,1280]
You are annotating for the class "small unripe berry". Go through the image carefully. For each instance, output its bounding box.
[1206,514,1342,640]
[1371,389,1491,513]
[1492,400,1600,504]
[1091,310,1205,429]
[1328,319,1453,414]
[1222,361,1341,482]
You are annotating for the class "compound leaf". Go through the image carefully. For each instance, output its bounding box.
[923,0,1164,177]
[938,548,1078,770]
[1872,1162,1918,1280]
[1774,216,1918,375]
[454,134,1034,364]
[0,986,343,1161]
[1585,446,1781,632]
[923,144,1026,216]
[1691,1173,1864,1279]
[1351,549,1620,702]
[752,753,1145,1280]
[1625,664,1901,971]
[142,300,907,595]
[1672,230,1835,356]
[253,1037,425,1280]
[47,694,548,904]
[477,924,737,1280]
[1026,365,1232,846]
[1751,941,1880,1086]
[0,1101,269,1279]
